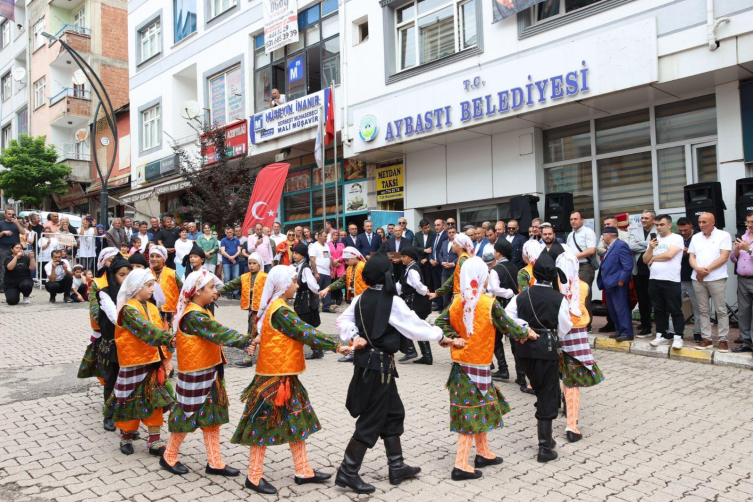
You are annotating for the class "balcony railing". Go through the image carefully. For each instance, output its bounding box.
[56,142,91,161]
[49,87,91,106]
[50,24,91,44]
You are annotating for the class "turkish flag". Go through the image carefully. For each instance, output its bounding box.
[241,163,290,236]
[324,88,335,146]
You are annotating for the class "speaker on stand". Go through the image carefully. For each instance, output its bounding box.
[544,193,574,237]
[683,181,726,230]
[509,195,540,237]
[735,177,753,236]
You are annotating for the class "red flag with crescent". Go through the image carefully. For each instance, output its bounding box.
[241,162,290,236]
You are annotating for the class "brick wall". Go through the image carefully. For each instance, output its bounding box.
[101,4,128,62]
[67,97,92,117]
[100,65,129,111]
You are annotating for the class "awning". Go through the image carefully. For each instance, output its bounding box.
[119,177,190,204]
[87,173,131,193]
[53,183,88,208]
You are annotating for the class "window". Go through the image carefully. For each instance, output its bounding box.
[357,19,369,44]
[1,73,10,101]
[696,144,718,182]
[655,94,716,144]
[33,78,45,109]
[657,147,686,209]
[174,0,197,43]
[73,83,86,98]
[33,18,45,51]
[395,0,477,72]
[544,161,594,219]
[543,121,591,163]
[533,0,604,23]
[595,109,650,155]
[142,104,161,151]
[73,6,86,29]
[1,21,9,48]
[253,0,339,111]
[17,108,27,135]
[597,151,653,217]
[140,19,161,62]
[209,66,243,126]
[2,125,11,149]
[210,0,236,19]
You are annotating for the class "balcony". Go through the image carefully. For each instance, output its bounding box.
[49,24,91,56]
[55,142,90,162]
[49,87,91,128]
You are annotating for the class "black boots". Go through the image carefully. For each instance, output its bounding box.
[305,349,324,360]
[537,420,558,463]
[336,439,375,494]
[491,344,509,380]
[412,342,433,365]
[383,436,421,485]
[398,347,418,362]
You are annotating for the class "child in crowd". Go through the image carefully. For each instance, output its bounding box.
[71,264,88,302]
[120,242,132,258]
[130,237,142,256]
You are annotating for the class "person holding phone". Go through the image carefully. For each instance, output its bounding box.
[0,208,26,293]
[732,211,753,354]
[45,249,74,303]
[3,243,34,305]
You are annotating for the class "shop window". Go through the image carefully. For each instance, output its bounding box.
[313,186,342,221]
[595,109,650,155]
[459,204,497,229]
[657,147,686,209]
[140,19,162,63]
[655,94,716,144]
[597,151,653,217]
[284,191,311,223]
[174,0,197,43]
[209,65,243,126]
[543,121,591,164]
[544,161,594,219]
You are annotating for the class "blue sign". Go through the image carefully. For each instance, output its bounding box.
[253,114,264,132]
[249,89,328,145]
[288,56,303,83]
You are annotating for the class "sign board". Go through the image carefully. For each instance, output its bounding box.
[344,181,367,214]
[263,0,299,54]
[376,164,404,202]
[288,56,303,83]
[202,119,248,166]
[250,88,329,145]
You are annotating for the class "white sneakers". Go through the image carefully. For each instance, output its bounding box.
[649,333,683,349]
[23,297,30,304]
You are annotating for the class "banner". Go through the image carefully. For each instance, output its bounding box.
[250,89,330,145]
[492,0,547,23]
[263,0,299,54]
[376,164,404,202]
[242,163,290,235]
[202,119,248,166]
[344,181,367,214]
[0,0,15,22]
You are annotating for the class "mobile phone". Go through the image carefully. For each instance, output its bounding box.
[649,232,657,240]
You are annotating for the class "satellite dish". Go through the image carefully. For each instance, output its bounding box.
[75,128,89,142]
[180,100,201,120]
[72,69,87,86]
[11,67,26,83]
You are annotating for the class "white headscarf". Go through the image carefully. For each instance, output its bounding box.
[150,245,168,261]
[115,268,155,315]
[248,252,263,266]
[522,240,544,264]
[173,269,223,332]
[97,247,119,271]
[453,234,475,256]
[342,246,364,261]
[556,252,582,317]
[459,256,489,336]
[256,265,297,333]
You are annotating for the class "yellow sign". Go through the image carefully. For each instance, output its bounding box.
[376,164,404,202]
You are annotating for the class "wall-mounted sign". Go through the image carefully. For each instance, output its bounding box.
[344,181,367,214]
[263,0,299,54]
[359,115,378,142]
[376,164,404,202]
[202,119,248,165]
[250,88,330,145]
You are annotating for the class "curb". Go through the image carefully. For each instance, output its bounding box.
[588,335,753,369]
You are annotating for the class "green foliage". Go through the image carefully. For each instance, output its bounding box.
[0,135,72,206]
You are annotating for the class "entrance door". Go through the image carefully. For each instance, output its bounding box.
[692,142,718,183]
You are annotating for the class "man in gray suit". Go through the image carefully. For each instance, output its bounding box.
[105,218,128,249]
[628,210,657,337]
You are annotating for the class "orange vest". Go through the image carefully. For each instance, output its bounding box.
[176,303,227,372]
[240,271,268,311]
[449,294,496,366]
[256,298,306,376]
[453,253,471,294]
[346,261,366,300]
[90,275,108,330]
[240,273,253,310]
[252,272,267,312]
[570,281,590,329]
[154,267,179,313]
[115,299,163,368]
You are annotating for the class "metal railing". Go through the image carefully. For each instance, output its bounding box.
[49,87,91,106]
[51,24,91,41]
[55,142,91,161]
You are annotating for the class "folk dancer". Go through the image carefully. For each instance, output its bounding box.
[395,245,434,365]
[149,245,183,326]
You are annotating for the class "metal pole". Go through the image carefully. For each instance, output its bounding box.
[321,103,326,231]
[332,84,339,231]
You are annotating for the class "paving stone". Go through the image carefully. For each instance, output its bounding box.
[629,340,669,359]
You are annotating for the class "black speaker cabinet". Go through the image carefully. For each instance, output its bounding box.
[684,181,726,230]
[509,195,540,235]
[544,193,574,233]
[736,177,753,231]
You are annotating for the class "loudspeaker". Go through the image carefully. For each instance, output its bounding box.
[509,195,540,235]
[544,193,574,233]
[683,181,726,230]
[736,177,753,231]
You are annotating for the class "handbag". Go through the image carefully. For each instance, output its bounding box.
[572,230,600,270]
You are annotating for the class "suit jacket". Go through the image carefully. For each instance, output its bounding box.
[414,230,436,262]
[597,239,633,290]
[403,229,415,242]
[383,236,408,278]
[430,230,448,264]
[506,234,527,269]
[105,227,127,249]
[474,237,490,257]
[438,239,459,276]
[628,225,656,275]
[356,232,381,257]
[344,234,359,249]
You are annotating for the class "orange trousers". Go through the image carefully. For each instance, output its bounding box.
[115,409,163,432]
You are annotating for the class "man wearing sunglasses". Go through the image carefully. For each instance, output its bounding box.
[397,217,414,242]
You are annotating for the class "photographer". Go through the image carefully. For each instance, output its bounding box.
[44,249,74,303]
[4,243,34,305]
[0,208,26,293]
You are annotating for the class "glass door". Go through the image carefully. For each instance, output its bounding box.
[692,142,718,183]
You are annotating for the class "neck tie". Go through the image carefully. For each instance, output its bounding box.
[367,234,371,245]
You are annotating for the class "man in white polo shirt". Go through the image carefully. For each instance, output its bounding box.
[566,211,597,329]
[689,212,732,352]
[642,214,685,349]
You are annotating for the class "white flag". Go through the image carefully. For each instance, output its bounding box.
[314,105,324,169]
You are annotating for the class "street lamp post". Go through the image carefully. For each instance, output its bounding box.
[42,31,118,227]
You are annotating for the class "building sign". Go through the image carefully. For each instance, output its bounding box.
[288,56,303,82]
[376,164,404,202]
[155,180,190,196]
[250,88,329,145]
[202,119,248,165]
[263,0,299,54]
[145,160,162,182]
[344,181,367,214]
[352,19,658,154]
[134,163,147,186]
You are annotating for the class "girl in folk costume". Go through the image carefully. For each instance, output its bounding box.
[160,270,253,477]
[435,257,536,481]
[518,241,545,293]
[231,266,352,495]
[218,252,268,368]
[182,242,220,316]
[319,246,367,303]
[102,268,176,456]
[290,242,324,360]
[431,233,476,300]
[556,252,604,443]
[149,245,183,325]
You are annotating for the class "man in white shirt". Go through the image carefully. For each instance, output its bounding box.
[270,222,286,249]
[345,223,359,248]
[309,229,333,313]
[44,249,73,303]
[642,214,685,349]
[566,211,597,328]
[269,88,286,108]
[689,212,732,351]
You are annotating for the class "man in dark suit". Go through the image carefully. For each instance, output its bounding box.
[429,218,448,310]
[413,218,435,290]
[356,220,381,258]
[345,222,360,248]
[505,219,527,269]
[597,227,635,342]
[472,226,490,257]
[438,226,458,309]
[382,226,408,280]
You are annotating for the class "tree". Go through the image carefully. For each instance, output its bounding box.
[173,122,259,229]
[0,135,72,207]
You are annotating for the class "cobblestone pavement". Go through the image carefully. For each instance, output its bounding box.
[1,296,753,502]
